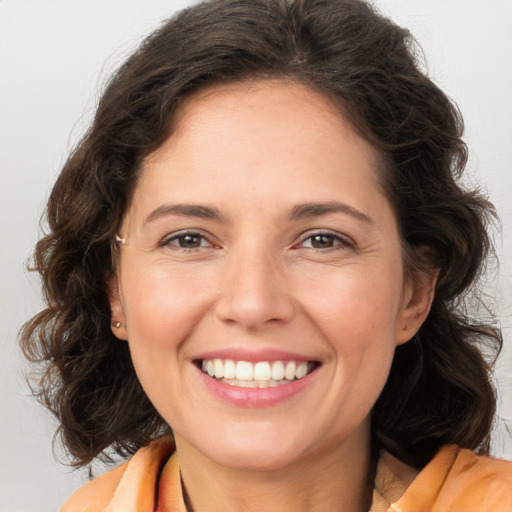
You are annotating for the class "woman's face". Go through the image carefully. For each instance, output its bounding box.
[110,80,431,471]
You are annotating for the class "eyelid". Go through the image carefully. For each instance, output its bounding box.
[157,228,354,251]
[159,229,220,249]
[293,229,356,249]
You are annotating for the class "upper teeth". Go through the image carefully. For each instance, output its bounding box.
[201,359,312,382]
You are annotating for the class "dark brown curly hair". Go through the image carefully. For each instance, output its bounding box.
[21,0,502,469]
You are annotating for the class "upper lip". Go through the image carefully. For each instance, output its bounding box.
[193,348,320,363]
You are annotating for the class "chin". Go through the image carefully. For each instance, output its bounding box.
[199,430,308,472]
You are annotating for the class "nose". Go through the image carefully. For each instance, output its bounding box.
[214,249,296,330]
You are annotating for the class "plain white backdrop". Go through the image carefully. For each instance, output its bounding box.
[1,1,511,511]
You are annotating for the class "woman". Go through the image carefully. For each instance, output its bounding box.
[21,0,511,510]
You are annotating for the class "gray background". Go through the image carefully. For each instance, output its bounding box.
[1,1,511,511]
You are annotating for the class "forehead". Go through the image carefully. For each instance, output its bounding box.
[172,79,345,132]
[125,79,388,227]
[168,79,375,157]
[144,79,381,177]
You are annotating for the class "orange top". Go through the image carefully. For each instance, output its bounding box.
[61,438,512,512]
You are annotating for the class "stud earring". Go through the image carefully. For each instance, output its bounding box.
[112,321,122,328]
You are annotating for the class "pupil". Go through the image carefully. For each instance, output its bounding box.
[180,235,201,248]
[312,234,333,248]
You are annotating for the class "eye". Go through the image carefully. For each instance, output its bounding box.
[160,231,216,250]
[296,231,354,250]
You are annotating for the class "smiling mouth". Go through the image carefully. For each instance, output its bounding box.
[195,358,320,388]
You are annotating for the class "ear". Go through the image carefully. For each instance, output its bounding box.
[107,275,128,341]
[396,268,438,346]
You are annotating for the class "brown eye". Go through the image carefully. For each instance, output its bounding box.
[310,234,336,249]
[297,231,353,251]
[177,234,202,248]
[161,231,213,249]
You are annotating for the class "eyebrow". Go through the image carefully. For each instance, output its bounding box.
[144,204,226,224]
[144,201,373,225]
[289,202,373,224]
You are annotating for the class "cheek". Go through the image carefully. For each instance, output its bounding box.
[120,265,212,358]
[118,269,212,418]
[297,264,402,398]
[298,263,403,341]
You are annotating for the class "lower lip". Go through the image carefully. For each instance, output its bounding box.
[196,365,319,407]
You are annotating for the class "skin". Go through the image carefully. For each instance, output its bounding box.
[109,80,435,512]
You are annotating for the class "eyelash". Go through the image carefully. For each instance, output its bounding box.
[294,230,355,251]
[159,230,218,251]
[159,229,355,252]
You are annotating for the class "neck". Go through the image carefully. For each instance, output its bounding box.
[174,427,374,512]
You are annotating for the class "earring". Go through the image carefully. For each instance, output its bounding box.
[112,321,122,328]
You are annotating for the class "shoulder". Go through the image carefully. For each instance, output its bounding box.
[59,463,128,512]
[60,437,176,512]
[448,445,512,478]
[395,445,512,511]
